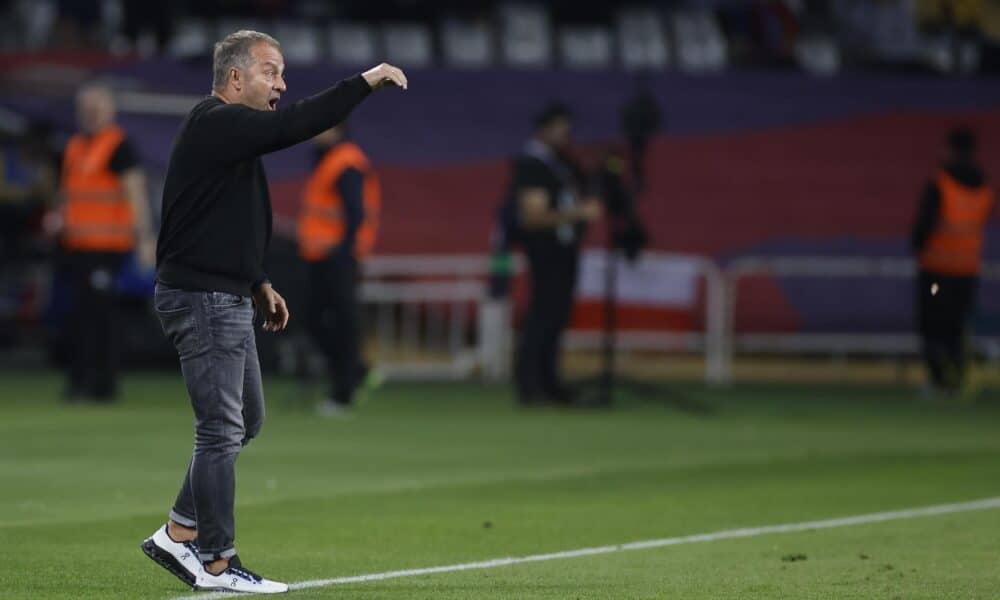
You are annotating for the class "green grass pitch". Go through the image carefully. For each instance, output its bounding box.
[2,370,1000,599]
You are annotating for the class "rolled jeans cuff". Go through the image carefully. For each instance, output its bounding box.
[168,509,197,529]
[199,547,237,563]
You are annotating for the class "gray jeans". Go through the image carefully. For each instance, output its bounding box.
[154,282,264,562]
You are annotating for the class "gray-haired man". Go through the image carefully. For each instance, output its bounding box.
[139,30,407,593]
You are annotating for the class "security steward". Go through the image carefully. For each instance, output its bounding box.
[56,83,154,402]
[912,128,994,394]
[298,123,380,414]
[503,103,601,406]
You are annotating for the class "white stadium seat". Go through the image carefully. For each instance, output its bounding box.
[167,18,212,58]
[499,3,552,68]
[559,26,613,69]
[328,22,378,67]
[671,11,728,73]
[617,8,669,70]
[794,34,841,76]
[441,18,495,68]
[272,21,322,65]
[382,23,434,68]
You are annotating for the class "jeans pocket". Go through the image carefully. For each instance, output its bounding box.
[159,308,201,360]
[155,287,202,359]
[209,292,246,309]
[154,287,193,315]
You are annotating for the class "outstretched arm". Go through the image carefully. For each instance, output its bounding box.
[198,63,408,162]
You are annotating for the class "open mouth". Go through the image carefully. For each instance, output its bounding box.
[267,98,279,110]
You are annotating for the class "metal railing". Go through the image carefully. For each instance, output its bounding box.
[360,255,489,379]
[715,256,1000,384]
[351,253,1000,385]
[359,252,726,382]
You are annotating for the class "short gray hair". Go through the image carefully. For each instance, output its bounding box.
[212,30,280,90]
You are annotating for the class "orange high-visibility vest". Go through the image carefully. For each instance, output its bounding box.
[60,125,135,252]
[298,142,381,261]
[919,170,995,276]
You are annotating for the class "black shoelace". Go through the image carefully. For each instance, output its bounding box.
[226,556,263,583]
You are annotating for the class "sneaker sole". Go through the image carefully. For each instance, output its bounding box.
[140,539,197,588]
[193,583,289,594]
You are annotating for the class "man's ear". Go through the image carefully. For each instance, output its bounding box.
[230,68,241,91]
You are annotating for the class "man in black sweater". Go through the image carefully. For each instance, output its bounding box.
[911,128,994,395]
[140,30,406,594]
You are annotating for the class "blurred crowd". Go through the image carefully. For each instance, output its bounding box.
[0,1,998,72]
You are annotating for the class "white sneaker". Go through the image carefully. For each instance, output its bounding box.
[194,555,289,594]
[140,524,202,587]
[316,399,352,418]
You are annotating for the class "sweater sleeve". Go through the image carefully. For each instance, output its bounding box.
[195,75,372,163]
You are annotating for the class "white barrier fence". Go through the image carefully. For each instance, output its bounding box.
[360,252,725,382]
[358,253,1000,385]
[718,256,1000,384]
[360,255,489,380]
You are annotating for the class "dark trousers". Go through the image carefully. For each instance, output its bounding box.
[307,254,363,405]
[65,251,127,399]
[154,283,264,562]
[516,242,579,400]
[917,270,977,391]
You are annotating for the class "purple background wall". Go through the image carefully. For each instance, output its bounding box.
[4,56,999,333]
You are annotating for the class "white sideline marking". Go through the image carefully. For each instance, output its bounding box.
[174,496,1000,599]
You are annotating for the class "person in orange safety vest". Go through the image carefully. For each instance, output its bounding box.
[297,123,380,415]
[911,127,995,395]
[56,83,155,402]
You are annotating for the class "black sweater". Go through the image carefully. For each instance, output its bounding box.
[156,74,371,295]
